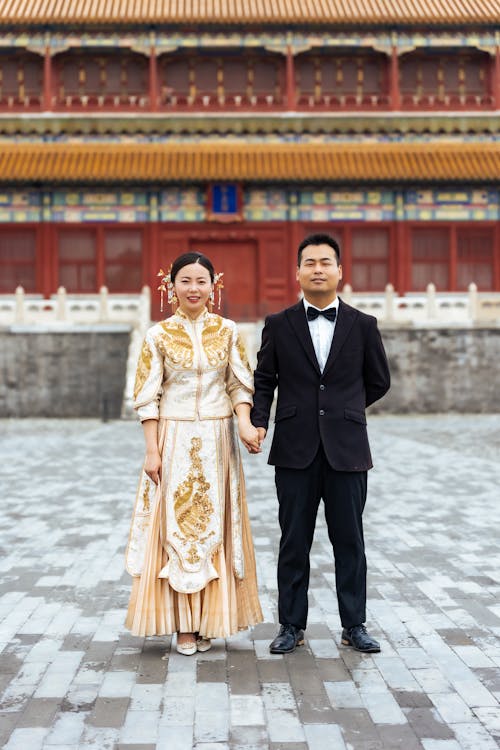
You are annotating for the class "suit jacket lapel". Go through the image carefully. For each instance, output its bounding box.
[322,298,357,377]
[285,302,321,375]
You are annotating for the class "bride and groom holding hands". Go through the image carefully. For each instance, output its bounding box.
[126,232,390,657]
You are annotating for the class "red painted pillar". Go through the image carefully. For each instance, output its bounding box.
[149,47,159,111]
[40,221,59,299]
[396,223,408,294]
[494,47,500,110]
[493,221,500,290]
[40,192,54,297]
[394,192,407,294]
[286,46,296,110]
[96,226,105,290]
[39,224,51,297]
[287,187,302,303]
[43,47,53,110]
[449,226,457,291]
[387,223,397,291]
[147,193,161,319]
[390,47,401,110]
[342,226,352,289]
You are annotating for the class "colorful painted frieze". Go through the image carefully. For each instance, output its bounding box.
[158,188,206,222]
[297,189,396,222]
[51,191,149,222]
[244,189,289,221]
[0,191,41,222]
[1,31,496,53]
[405,189,499,221]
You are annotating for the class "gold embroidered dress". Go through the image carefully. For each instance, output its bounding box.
[125,308,263,637]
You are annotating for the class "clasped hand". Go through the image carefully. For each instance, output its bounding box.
[239,423,266,454]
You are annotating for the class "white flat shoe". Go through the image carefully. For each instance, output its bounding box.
[176,638,197,656]
[196,636,212,652]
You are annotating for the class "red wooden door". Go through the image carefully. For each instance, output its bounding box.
[189,239,258,321]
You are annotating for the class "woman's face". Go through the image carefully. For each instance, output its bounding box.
[174,262,213,318]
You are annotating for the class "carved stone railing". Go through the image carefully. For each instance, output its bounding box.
[3,283,498,329]
[0,285,151,329]
[340,283,500,326]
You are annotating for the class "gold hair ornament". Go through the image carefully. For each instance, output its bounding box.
[157,266,176,313]
[157,267,224,312]
[210,272,224,311]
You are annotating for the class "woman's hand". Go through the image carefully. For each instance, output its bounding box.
[144,450,162,484]
[238,422,262,454]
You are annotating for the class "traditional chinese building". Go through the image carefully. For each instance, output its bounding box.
[0,0,499,320]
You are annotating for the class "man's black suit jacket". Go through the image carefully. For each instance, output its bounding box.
[251,298,390,471]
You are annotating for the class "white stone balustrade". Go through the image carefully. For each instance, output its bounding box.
[339,283,500,326]
[2,284,499,331]
[2,283,500,331]
[0,285,152,329]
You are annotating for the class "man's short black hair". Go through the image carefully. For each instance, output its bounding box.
[297,233,341,266]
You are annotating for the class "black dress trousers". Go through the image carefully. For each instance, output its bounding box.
[274,445,367,630]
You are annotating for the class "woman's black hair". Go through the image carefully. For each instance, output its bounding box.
[170,252,215,283]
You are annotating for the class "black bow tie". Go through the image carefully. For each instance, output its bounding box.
[307,306,337,322]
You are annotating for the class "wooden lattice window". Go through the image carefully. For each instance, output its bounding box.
[411,228,449,290]
[0,228,37,292]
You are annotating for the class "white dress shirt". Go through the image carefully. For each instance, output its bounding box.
[303,297,339,372]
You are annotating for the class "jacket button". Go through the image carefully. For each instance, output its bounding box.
[319,409,325,416]
[319,384,325,390]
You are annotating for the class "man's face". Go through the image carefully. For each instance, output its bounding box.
[296,243,342,297]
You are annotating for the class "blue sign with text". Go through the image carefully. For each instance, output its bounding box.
[211,184,238,214]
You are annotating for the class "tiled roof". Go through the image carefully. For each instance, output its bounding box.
[0,0,498,26]
[0,143,498,184]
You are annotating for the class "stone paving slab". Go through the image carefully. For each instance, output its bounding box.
[0,415,499,750]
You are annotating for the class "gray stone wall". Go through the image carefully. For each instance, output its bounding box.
[1,325,499,417]
[0,325,131,418]
[373,326,500,413]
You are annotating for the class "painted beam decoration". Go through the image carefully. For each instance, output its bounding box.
[0,187,498,223]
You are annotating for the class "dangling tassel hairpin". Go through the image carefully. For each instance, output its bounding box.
[157,265,177,313]
[209,272,224,311]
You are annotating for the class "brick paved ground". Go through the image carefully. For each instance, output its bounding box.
[0,415,499,750]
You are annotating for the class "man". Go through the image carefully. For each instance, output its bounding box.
[251,233,390,654]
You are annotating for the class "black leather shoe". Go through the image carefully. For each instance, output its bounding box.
[341,624,380,653]
[269,624,304,654]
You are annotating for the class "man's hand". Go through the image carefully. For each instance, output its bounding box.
[239,423,261,454]
[256,427,267,449]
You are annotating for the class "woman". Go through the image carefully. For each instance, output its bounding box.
[125,252,263,654]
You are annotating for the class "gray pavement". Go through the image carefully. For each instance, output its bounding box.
[0,415,499,750]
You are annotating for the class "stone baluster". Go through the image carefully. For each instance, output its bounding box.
[384,283,395,322]
[56,286,68,322]
[426,283,437,320]
[468,282,478,322]
[15,285,25,323]
[139,285,151,331]
[342,283,353,306]
[99,286,109,322]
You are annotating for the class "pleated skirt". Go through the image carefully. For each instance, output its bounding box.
[125,418,263,638]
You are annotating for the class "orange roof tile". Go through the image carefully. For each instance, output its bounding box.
[0,142,498,183]
[0,0,498,26]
